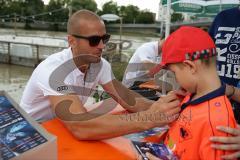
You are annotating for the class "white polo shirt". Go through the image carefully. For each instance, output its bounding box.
[122,41,160,87]
[20,48,114,122]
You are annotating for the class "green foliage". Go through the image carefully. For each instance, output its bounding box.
[45,0,68,22]
[98,2,155,24]
[24,0,44,16]
[69,0,97,13]
[111,61,128,81]
[44,0,97,23]
[0,0,156,31]
[98,1,119,15]
[120,5,139,23]
[136,10,155,24]
[171,12,184,22]
[0,0,44,21]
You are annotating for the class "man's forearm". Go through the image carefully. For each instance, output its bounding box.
[106,80,153,112]
[118,89,154,112]
[60,93,181,141]
[63,111,156,140]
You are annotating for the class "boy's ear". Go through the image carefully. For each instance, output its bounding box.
[183,60,197,74]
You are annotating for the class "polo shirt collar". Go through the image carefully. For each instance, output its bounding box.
[181,84,226,111]
[68,47,85,77]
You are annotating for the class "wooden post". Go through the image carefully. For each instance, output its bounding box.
[36,45,40,66]
[119,17,123,61]
[14,13,17,36]
[7,42,11,64]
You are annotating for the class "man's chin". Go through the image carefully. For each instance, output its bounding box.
[89,56,101,63]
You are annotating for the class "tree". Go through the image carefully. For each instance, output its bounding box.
[0,0,8,16]
[171,12,184,22]
[0,0,25,22]
[98,1,119,15]
[45,0,68,22]
[67,0,97,13]
[119,5,140,23]
[43,0,68,31]
[24,0,44,16]
[136,10,155,24]
[0,0,44,23]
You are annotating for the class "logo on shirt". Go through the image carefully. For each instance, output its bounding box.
[214,102,221,107]
[57,85,68,91]
[179,126,192,142]
[166,136,176,151]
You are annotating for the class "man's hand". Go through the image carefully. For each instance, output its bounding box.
[168,88,188,100]
[210,125,240,159]
[225,84,240,103]
[145,93,181,127]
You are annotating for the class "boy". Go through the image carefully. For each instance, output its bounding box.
[157,26,237,159]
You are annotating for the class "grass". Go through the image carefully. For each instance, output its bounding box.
[111,61,128,81]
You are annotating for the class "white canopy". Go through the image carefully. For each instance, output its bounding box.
[101,14,120,21]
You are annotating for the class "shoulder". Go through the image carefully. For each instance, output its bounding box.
[31,48,72,82]
[101,57,110,65]
[132,41,158,58]
[215,7,238,19]
[221,7,238,14]
[100,57,112,69]
[44,48,71,65]
[202,96,236,132]
[37,48,71,71]
[139,41,158,50]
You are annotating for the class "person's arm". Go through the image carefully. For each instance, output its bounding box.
[49,93,180,140]
[102,79,155,112]
[210,125,240,160]
[141,60,158,78]
[226,84,240,103]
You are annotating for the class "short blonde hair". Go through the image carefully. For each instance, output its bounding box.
[67,10,102,35]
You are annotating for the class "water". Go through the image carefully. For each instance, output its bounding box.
[0,28,159,103]
[0,28,159,56]
[0,63,34,103]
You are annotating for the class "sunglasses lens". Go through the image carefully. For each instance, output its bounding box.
[88,34,111,46]
[89,36,101,46]
[102,34,110,44]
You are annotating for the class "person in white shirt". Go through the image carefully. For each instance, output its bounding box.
[20,9,181,140]
[122,40,163,88]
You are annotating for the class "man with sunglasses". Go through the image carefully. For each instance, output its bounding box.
[20,10,181,140]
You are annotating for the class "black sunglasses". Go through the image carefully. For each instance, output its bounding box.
[71,33,111,47]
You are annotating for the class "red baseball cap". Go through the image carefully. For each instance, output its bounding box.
[149,26,217,75]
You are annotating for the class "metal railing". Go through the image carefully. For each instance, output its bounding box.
[0,37,135,66]
[0,40,66,66]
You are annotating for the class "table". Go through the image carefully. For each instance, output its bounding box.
[41,98,137,160]
[42,118,136,160]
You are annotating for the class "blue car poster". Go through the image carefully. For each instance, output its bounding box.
[0,96,47,160]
